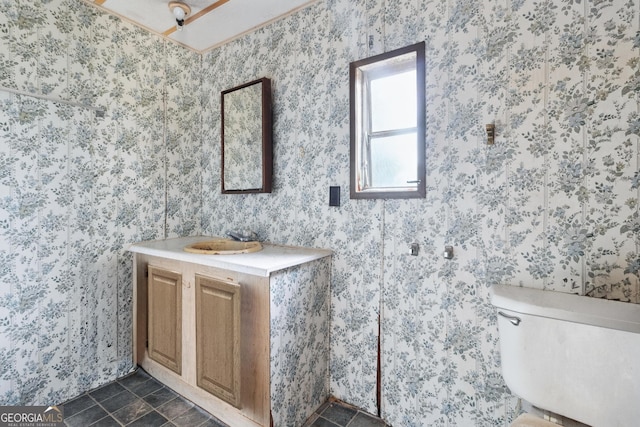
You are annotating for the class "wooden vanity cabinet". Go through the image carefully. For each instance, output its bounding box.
[133,255,270,427]
[130,237,331,427]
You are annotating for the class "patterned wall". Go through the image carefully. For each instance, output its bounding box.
[270,258,331,426]
[201,0,640,425]
[1,0,638,425]
[0,0,201,405]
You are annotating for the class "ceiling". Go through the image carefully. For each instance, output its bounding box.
[90,0,318,52]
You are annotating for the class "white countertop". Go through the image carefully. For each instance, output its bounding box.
[128,236,332,277]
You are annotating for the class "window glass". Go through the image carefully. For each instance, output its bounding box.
[370,70,417,132]
[370,133,417,187]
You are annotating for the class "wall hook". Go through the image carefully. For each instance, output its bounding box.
[443,245,453,259]
[486,123,495,145]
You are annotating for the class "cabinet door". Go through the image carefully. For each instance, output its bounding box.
[148,266,182,374]
[195,274,241,407]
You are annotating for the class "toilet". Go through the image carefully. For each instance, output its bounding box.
[490,285,640,427]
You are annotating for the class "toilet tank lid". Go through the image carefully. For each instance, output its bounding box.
[490,285,640,334]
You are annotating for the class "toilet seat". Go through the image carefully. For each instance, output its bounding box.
[510,414,559,427]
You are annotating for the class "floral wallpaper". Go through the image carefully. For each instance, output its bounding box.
[270,258,331,427]
[0,0,200,406]
[1,0,639,425]
[201,0,639,425]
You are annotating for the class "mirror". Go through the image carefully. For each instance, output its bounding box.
[221,78,272,193]
[350,42,425,199]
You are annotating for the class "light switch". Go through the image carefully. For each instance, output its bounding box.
[410,243,419,256]
[329,186,340,207]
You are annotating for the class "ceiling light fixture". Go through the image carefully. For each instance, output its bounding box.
[169,1,191,32]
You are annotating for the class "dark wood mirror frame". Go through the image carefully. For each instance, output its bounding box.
[221,77,273,194]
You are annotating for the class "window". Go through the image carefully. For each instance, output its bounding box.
[350,42,425,199]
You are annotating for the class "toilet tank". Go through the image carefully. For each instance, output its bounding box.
[490,285,640,427]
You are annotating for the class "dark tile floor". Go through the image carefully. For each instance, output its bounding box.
[302,400,389,427]
[61,369,227,427]
[62,368,388,427]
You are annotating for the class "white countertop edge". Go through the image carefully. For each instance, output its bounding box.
[127,236,332,277]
